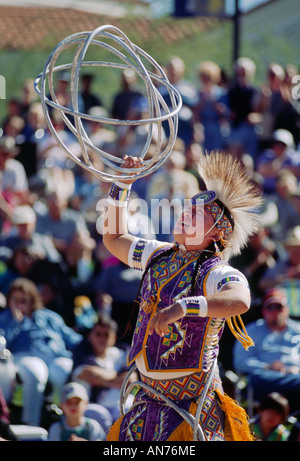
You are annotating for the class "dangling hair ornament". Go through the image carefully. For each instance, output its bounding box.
[214,239,221,257]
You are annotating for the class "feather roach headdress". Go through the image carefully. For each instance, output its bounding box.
[193,151,262,261]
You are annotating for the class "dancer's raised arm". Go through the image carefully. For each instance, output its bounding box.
[102,155,143,265]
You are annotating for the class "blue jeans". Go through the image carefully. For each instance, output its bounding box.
[249,369,300,413]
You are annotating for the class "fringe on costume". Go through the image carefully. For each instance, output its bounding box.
[226,315,254,350]
[215,389,255,441]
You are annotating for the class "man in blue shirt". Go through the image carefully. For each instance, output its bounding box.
[233,287,300,413]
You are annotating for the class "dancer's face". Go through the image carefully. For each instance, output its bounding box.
[173,205,217,250]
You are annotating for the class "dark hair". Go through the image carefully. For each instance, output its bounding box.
[92,315,118,334]
[259,392,290,421]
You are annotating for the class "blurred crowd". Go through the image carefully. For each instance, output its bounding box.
[0,54,300,441]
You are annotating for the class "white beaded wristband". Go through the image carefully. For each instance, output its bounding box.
[107,181,132,207]
[178,296,208,318]
[114,179,132,189]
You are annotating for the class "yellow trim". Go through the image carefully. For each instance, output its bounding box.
[226,316,254,350]
[215,389,255,441]
[167,401,196,441]
[106,415,124,441]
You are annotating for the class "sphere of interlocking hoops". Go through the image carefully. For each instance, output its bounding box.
[34,24,182,182]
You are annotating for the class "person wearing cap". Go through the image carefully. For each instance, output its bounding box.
[0,204,61,263]
[233,287,300,413]
[102,151,262,441]
[258,225,300,292]
[47,382,105,441]
[256,128,300,194]
[0,136,28,229]
[0,136,28,196]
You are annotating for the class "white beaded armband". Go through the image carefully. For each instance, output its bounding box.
[178,296,208,317]
[107,180,132,207]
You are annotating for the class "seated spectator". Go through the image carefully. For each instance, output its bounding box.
[254,63,287,148]
[256,129,300,194]
[159,56,197,147]
[249,392,290,441]
[36,110,81,170]
[0,136,28,198]
[0,136,29,234]
[71,316,137,424]
[85,106,116,155]
[227,57,259,159]
[0,278,82,426]
[0,243,76,326]
[193,60,229,152]
[35,188,88,258]
[47,382,105,441]
[230,227,281,303]
[111,69,144,121]
[259,226,300,294]
[80,73,103,113]
[115,96,166,158]
[275,64,300,147]
[0,204,61,263]
[64,229,98,300]
[268,170,300,241]
[233,288,300,413]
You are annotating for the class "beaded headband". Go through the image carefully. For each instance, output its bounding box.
[190,190,234,241]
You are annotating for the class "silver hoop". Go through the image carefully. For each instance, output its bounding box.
[34,24,182,182]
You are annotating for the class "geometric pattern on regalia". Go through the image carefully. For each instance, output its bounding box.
[200,390,225,441]
[160,321,193,364]
[153,407,170,440]
[174,285,190,301]
[131,418,144,441]
[205,201,232,239]
[178,270,192,287]
[133,375,225,440]
[142,371,218,402]
[125,407,146,441]
[134,312,143,336]
[152,257,193,291]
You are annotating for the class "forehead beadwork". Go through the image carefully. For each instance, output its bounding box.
[190,190,217,206]
[191,190,234,241]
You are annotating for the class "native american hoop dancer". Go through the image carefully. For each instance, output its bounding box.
[104,151,262,441]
